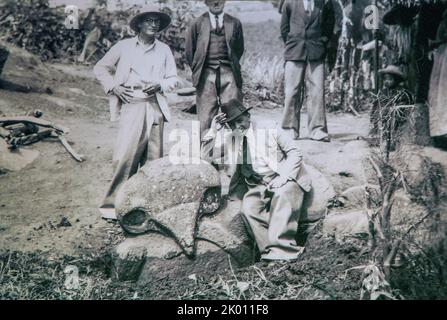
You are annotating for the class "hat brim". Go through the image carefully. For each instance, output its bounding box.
[223,106,253,124]
[130,11,171,33]
[379,69,406,81]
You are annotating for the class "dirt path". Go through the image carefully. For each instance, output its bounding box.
[0,59,370,259]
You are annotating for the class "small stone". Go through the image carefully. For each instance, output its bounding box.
[340,184,380,209]
[323,210,369,237]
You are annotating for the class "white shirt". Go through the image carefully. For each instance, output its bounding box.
[201,124,312,192]
[202,124,278,177]
[125,38,176,90]
[208,11,224,30]
[303,0,315,12]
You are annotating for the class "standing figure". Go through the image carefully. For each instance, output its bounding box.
[201,99,312,261]
[280,0,339,142]
[429,10,447,140]
[94,6,178,219]
[185,0,244,138]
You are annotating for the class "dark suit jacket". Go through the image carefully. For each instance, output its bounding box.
[281,0,338,62]
[185,12,244,88]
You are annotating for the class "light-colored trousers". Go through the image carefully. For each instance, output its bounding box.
[241,179,305,261]
[101,96,164,209]
[196,65,242,138]
[282,60,328,140]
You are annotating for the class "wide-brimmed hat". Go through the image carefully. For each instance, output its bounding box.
[129,5,171,33]
[221,99,252,124]
[379,65,406,81]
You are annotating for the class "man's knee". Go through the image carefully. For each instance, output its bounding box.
[276,181,303,198]
[241,195,262,219]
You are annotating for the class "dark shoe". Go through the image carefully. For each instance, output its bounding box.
[283,129,299,140]
[312,136,331,143]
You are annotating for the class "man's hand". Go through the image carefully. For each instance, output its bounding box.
[112,85,133,104]
[210,113,227,131]
[268,176,290,190]
[143,82,161,95]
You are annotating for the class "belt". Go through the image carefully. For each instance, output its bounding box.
[124,85,143,90]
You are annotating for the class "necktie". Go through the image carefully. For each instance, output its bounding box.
[228,136,263,199]
[214,14,220,31]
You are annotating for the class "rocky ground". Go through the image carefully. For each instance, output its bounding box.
[0,41,377,299]
[2,35,446,299]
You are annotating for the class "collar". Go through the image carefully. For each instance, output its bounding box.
[208,11,224,24]
[135,36,158,51]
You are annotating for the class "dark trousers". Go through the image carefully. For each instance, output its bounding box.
[196,64,242,138]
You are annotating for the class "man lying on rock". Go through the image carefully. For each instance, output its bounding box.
[201,99,312,261]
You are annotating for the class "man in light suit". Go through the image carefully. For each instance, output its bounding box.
[202,99,312,261]
[185,0,244,138]
[281,0,339,142]
[94,6,178,219]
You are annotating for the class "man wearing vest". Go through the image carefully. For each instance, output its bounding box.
[185,0,244,138]
[281,0,339,142]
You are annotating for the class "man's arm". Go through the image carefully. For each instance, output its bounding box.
[201,115,227,164]
[93,41,121,94]
[322,0,337,43]
[201,128,227,165]
[185,19,198,68]
[280,0,291,43]
[233,19,245,60]
[275,129,304,181]
[160,46,179,93]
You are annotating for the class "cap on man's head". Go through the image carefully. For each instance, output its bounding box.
[221,99,252,124]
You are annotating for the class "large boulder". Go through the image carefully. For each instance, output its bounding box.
[392,144,443,206]
[112,199,255,284]
[390,190,435,253]
[115,157,222,257]
[300,165,337,222]
[323,210,369,238]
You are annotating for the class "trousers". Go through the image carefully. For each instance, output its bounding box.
[101,95,164,209]
[241,179,306,261]
[282,60,328,140]
[196,64,242,138]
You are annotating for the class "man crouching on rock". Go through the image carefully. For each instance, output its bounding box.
[201,99,312,261]
[94,6,178,219]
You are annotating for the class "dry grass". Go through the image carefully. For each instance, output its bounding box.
[240,22,285,107]
[0,251,135,300]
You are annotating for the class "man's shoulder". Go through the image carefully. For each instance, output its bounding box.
[113,37,136,48]
[155,39,172,51]
[224,13,242,25]
[192,12,209,25]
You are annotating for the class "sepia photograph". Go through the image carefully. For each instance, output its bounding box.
[0,0,446,303]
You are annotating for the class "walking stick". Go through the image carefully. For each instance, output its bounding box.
[215,66,222,110]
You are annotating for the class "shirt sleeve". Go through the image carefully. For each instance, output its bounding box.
[93,41,122,94]
[160,46,179,93]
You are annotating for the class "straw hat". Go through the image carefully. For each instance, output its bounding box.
[129,5,171,33]
[379,65,406,81]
